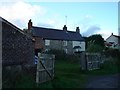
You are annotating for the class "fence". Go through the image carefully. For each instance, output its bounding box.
[36,53,55,84]
[80,52,102,70]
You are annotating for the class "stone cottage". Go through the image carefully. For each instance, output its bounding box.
[27,20,85,55]
[1,17,34,68]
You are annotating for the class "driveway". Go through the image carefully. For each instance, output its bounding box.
[84,74,119,88]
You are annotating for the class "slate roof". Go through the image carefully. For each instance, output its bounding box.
[32,26,84,41]
[0,17,24,34]
[0,17,34,40]
[106,34,120,41]
[113,35,120,39]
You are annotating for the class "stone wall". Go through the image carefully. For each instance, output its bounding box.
[45,40,73,54]
[62,41,73,54]
[49,40,62,50]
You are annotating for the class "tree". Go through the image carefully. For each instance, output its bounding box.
[84,34,105,52]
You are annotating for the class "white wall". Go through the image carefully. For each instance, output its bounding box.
[80,42,85,51]
[73,41,85,51]
[106,35,119,49]
[106,35,118,44]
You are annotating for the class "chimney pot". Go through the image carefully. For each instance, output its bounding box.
[76,27,80,33]
[28,19,32,30]
[63,25,67,31]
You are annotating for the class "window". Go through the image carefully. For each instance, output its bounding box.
[45,40,50,46]
[73,41,80,48]
[73,46,81,53]
[63,41,67,46]
[109,42,114,44]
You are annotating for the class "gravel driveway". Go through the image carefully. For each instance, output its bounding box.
[84,74,120,88]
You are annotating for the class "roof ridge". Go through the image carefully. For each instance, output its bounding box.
[113,35,120,38]
[32,26,79,34]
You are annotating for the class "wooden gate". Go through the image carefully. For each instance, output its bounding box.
[36,53,55,84]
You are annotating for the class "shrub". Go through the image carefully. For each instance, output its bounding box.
[45,49,66,61]
[104,48,120,58]
[46,49,80,63]
[86,44,103,53]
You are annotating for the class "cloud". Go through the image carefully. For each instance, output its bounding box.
[97,30,112,40]
[74,15,94,33]
[97,28,118,39]
[0,1,46,29]
[82,25,101,36]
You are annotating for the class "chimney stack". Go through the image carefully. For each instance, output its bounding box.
[28,19,32,30]
[111,33,113,35]
[76,27,80,33]
[63,25,67,31]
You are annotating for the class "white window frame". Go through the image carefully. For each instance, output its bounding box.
[63,40,67,46]
[45,40,50,46]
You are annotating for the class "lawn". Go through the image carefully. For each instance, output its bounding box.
[2,57,119,88]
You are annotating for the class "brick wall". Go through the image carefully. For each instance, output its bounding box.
[2,21,34,66]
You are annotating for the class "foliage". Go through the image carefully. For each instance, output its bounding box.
[45,49,66,61]
[87,34,105,47]
[103,48,120,58]
[45,49,80,63]
[84,34,105,52]
[86,43,103,53]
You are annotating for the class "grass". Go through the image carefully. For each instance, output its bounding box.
[35,60,87,88]
[2,57,119,88]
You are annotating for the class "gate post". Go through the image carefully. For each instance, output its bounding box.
[80,52,87,70]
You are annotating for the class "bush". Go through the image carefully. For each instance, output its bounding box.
[104,48,120,58]
[45,50,80,63]
[86,44,103,53]
[45,49,66,61]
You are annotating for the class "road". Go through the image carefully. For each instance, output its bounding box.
[84,74,119,88]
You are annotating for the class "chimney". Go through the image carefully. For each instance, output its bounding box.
[111,33,113,35]
[28,19,32,30]
[76,27,80,33]
[63,25,67,31]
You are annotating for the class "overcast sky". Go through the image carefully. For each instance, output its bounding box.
[0,0,119,39]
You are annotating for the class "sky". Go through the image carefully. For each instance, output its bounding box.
[0,0,119,39]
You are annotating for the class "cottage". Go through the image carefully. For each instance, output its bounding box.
[105,33,120,50]
[1,17,34,67]
[27,20,85,55]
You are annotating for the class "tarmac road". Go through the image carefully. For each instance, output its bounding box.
[85,74,120,88]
